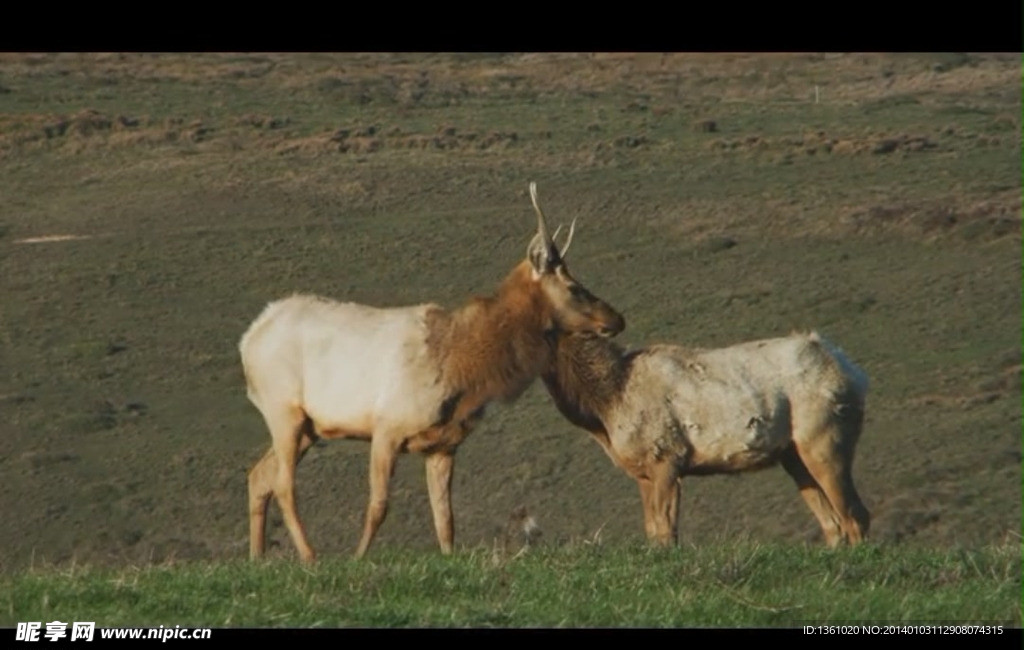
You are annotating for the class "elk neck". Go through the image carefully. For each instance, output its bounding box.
[542,331,634,433]
[428,261,557,408]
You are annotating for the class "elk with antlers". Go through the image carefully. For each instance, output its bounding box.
[541,313,871,548]
[240,183,624,562]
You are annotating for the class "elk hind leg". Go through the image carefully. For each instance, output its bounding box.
[248,446,276,560]
[261,406,318,563]
[249,428,319,561]
[794,424,869,545]
[780,445,843,547]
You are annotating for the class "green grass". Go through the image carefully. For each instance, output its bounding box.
[3,542,1020,628]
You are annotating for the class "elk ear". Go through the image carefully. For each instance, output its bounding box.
[527,233,564,279]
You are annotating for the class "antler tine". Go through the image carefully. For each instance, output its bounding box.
[551,224,563,242]
[559,217,577,258]
[529,182,553,250]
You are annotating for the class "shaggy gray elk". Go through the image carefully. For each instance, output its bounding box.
[240,183,625,562]
[541,321,871,548]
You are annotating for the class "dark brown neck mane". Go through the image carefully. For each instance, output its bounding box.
[428,261,556,411]
[542,331,634,434]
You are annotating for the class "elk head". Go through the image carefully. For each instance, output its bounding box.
[525,182,625,338]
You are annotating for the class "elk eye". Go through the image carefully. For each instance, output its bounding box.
[569,285,587,299]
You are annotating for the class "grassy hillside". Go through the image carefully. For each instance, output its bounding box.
[0,53,1020,579]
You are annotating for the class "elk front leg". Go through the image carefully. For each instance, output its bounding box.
[355,434,401,559]
[637,478,657,541]
[425,451,455,554]
[648,463,680,547]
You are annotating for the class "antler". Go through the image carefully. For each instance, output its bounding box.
[559,218,576,258]
[551,219,577,259]
[529,182,554,252]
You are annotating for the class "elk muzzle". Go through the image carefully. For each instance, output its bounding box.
[596,308,626,338]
